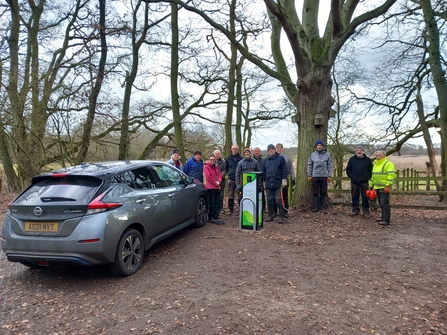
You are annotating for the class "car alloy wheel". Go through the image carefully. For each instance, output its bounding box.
[109,228,144,276]
[193,197,207,228]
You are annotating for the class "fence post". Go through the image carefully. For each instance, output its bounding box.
[426,162,431,191]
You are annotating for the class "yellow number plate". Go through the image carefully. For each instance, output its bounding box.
[25,222,59,232]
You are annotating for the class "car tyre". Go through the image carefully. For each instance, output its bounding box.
[193,197,207,228]
[20,261,43,270]
[109,228,144,276]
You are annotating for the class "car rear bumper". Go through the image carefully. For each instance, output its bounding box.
[1,212,122,265]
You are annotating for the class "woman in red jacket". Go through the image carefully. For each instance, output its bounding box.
[203,154,223,224]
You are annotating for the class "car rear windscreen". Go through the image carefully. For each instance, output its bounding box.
[14,176,102,205]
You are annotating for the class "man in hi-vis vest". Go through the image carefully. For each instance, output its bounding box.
[370,151,396,226]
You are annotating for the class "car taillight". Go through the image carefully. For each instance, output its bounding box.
[87,193,122,214]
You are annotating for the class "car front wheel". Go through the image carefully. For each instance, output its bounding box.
[193,197,207,228]
[109,228,144,276]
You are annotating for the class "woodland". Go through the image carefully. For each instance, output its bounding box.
[0,0,446,207]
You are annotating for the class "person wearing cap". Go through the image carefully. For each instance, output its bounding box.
[184,150,204,183]
[346,145,373,218]
[370,150,396,226]
[275,143,296,218]
[263,144,288,223]
[225,144,243,214]
[307,139,333,214]
[235,148,261,197]
[213,149,226,215]
[167,149,183,170]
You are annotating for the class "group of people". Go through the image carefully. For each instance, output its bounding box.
[167,140,396,227]
[167,144,295,225]
[307,140,396,226]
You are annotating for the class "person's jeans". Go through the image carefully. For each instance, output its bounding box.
[266,187,281,206]
[376,189,391,223]
[351,182,369,213]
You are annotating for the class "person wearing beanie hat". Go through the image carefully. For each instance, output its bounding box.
[235,147,260,199]
[225,144,243,214]
[184,150,204,182]
[263,143,288,224]
[167,149,183,170]
[315,139,325,147]
[307,139,332,214]
[346,146,373,218]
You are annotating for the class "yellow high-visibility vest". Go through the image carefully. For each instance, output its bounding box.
[370,158,396,189]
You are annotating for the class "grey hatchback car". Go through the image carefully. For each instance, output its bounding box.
[0,161,208,276]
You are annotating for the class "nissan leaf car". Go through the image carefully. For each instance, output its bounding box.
[0,161,208,276]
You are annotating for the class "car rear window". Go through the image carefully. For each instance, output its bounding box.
[14,176,102,205]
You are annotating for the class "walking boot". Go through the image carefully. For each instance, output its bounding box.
[284,209,289,218]
[265,204,274,222]
[312,197,320,212]
[321,196,328,214]
[278,206,285,224]
[228,198,235,214]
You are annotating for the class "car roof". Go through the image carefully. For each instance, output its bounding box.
[37,160,165,180]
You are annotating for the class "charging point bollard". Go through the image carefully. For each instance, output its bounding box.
[239,172,263,231]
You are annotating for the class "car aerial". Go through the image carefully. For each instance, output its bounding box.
[0,160,208,276]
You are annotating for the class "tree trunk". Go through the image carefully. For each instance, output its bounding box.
[420,0,447,202]
[170,3,185,162]
[294,70,334,209]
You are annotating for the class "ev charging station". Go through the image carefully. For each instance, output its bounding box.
[239,171,263,231]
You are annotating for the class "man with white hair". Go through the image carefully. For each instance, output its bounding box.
[370,150,396,226]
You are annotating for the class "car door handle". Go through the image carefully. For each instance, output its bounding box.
[136,198,146,204]
[168,193,175,198]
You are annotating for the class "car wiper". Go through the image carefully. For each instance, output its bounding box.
[40,197,76,202]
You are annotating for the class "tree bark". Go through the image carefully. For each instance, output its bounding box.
[420,0,447,202]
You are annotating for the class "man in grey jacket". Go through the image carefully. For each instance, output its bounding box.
[307,140,332,214]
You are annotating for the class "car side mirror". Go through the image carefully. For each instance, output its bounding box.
[184,176,194,185]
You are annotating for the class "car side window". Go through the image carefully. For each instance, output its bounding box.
[153,164,183,187]
[128,168,156,189]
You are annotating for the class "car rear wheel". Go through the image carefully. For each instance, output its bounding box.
[193,197,207,228]
[109,228,144,276]
[20,261,43,269]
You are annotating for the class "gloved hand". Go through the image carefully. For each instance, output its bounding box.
[236,185,242,197]
[328,177,332,183]
[307,177,312,182]
[384,186,390,193]
[291,179,296,187]
[281,179,287,187]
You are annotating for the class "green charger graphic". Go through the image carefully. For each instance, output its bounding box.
[240,172,263,230]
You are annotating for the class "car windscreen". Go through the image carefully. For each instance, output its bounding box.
[13,176,102,205]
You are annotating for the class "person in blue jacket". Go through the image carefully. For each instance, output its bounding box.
[262,144,288,224]
[184,150,204,183]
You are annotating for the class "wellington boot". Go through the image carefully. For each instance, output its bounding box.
[322,196,328,214]
[265,204,274,222]
[311,197,320,212]
[278,206,285,224]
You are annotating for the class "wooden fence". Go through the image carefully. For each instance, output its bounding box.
[329,169,447,210]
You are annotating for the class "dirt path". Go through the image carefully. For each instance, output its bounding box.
[1,206,446,334]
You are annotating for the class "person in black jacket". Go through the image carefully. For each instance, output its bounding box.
[262,144,288,224]
[225,144,243,214]
[346,146,373,218]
